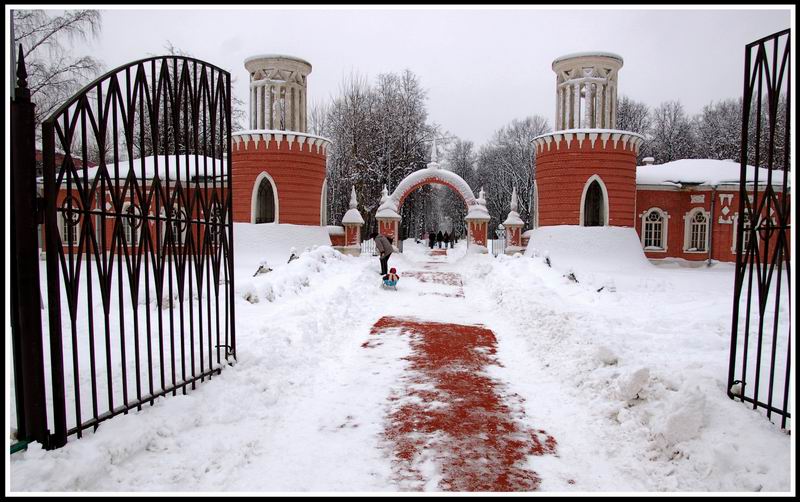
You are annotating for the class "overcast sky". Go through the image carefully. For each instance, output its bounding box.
[42,6,793,146]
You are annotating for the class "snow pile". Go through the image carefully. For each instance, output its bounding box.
[233,222,331,275]
[525,225,651,276]
[636,158,787,187]
[238,245,344,304]
[459,251,790,492]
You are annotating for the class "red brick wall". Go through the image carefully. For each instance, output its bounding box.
[635,187,790,263]
[535,138,637,227]
[231,137,327,225]
[51,184,226,254]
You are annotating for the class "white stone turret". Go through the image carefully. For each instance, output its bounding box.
[245,54,312,132]
[552,52,623,130]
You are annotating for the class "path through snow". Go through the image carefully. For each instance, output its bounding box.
[9,239,791,493]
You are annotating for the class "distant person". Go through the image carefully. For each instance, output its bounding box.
[372,231,393,275]
[436,230,444,249]
[428,230,436,249]
[443,231,450,249]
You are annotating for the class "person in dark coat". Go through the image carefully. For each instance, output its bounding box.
[428,230,436,249]
[436,230,443,249]
[372,231,393,275]
[443,231,450,249]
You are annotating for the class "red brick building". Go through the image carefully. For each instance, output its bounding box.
[531,52,790,264]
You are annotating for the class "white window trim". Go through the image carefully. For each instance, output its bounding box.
[731,212,760,254]
[579,174,610,227]
[683,207,709,253]
[639,207,669,252]
[320,178,328,226]
[251,171,279,224]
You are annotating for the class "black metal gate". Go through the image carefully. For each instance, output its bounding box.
[727,29,791,430]
[13,54,237,449]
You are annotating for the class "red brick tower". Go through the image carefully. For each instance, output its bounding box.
[533,53,643,228]
[231,55,331,226]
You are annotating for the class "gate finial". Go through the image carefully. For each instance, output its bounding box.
[16,44,30,100]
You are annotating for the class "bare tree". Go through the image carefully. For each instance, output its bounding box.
[616,95,653,161]
[13,9,103,125]
[475,116,550,233]
[649,100,695,163]
[692,98,742,161]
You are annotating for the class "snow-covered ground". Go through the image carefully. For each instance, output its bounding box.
[8,225,792,493]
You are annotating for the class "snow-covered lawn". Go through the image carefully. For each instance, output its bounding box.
[8,225,792,493]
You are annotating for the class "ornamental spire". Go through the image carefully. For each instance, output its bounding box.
[427,136,439,169]
[510,186,518,213]
[349,186,358,209]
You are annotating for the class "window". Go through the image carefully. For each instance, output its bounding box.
[642,209,667,251]
[122,204,141,247]
[163,205,187,246]
[733,210,758,253]
[209,204,222,247]
[685,209,709,252]
[60,196,81,246]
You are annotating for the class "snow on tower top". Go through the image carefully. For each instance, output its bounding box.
[552,51,624,67]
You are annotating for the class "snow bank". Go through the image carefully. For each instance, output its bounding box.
[233,222,331,275]
[525,225,651,275]
[459,250,791,492]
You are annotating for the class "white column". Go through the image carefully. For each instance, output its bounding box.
[268,86,275,129]
[611,84,617,128]
[555,86,562,130]
[584,82,594,128]
[294,87,301,132]
[254,84,262,129]
[250,85,256,129]
[603,84,611,128]
[280,86,286,129]
[300,89,306,132]
[262,85,268,129]
[572,82,581,129]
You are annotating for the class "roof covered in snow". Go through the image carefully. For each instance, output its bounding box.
[636,159,788,189]
[42,154,226,184]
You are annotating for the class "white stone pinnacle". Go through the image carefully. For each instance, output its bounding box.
[510,186,518,213]
[349,186,358,209]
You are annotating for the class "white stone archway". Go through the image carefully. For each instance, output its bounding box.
[374,144,490,249]
[251,171,280,224]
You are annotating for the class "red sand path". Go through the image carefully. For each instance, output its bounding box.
[364,316,557,491]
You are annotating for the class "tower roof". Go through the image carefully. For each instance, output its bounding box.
[552,51,624,67]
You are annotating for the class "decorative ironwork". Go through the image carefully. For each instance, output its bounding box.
[41,56,236,448]
[727,29,791,430]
